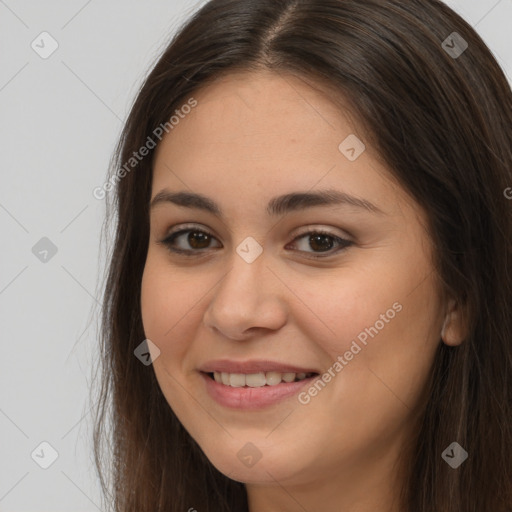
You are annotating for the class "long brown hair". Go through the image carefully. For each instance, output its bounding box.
[93,1,512,510]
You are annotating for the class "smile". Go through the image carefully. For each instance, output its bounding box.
[200,371,319,409]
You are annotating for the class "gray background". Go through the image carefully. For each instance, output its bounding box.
[0,1,510,510]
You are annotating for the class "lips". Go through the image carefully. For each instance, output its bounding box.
[198,359,320,409]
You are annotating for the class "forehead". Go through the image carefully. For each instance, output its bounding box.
[157,70,362,153]
[150,70,418,223]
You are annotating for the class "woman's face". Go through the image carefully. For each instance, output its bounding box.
[141,70,448,493]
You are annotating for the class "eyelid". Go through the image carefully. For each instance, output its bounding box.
[163,222,217,239]
[291,224,352,241]
[162,223,352,241]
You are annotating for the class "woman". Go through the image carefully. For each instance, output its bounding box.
[93,1,512,510]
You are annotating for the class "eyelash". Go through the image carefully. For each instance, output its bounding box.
[158,224,353,259]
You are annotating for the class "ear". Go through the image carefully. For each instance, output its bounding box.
[441,297,467,346]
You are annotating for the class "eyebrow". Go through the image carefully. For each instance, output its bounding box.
[149,188,385,217]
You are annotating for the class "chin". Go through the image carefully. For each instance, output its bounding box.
[198,437,312,485]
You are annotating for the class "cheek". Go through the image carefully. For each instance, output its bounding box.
[140,254,218,386]
[140,258,204,423]
[291,259,442,407]
[140,257,192,361]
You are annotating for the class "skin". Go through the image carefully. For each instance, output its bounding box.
[140,70,465,512]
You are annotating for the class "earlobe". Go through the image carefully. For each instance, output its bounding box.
[441,298,467,346]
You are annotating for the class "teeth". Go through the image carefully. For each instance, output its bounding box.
[245,372,266,387]
[212,371,313,387]
[265,371,282,386]
[229,373,246,387]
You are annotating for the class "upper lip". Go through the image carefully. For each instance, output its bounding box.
[198,359,319,374]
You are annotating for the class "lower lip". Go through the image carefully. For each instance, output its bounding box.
[200,372,317,410]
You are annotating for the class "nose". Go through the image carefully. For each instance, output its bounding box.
[202,250,288,341]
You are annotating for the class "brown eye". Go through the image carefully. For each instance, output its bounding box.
[186,231,212,249]
[161,228,221,254]
[308,233,336,252]
[287,230,353,257]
